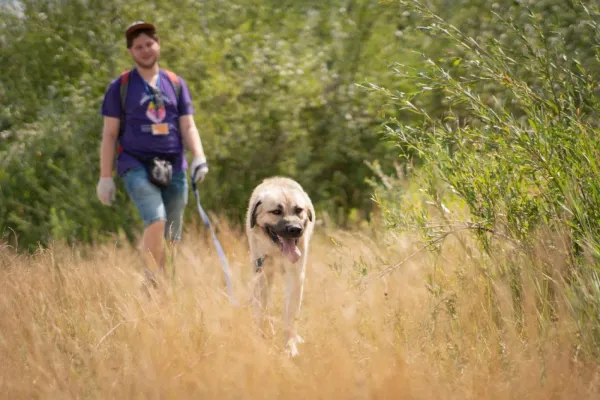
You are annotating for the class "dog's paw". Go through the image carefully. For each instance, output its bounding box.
[285,335,304,358]
[285,341,300,358]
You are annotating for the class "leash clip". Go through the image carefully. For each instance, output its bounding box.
[255,256,267,273]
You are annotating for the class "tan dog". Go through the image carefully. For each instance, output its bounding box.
[245,176,315,357]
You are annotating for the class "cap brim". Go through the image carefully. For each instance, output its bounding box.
[126,22,156,37]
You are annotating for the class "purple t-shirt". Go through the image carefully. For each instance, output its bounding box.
[101,68,194,176]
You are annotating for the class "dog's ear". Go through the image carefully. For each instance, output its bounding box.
[307,208,313,222]
[250,200,262,228]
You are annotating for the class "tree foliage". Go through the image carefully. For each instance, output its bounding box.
[1,0,407,250]
[372,0,600,357]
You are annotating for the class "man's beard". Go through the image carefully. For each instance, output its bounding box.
[135,55,159,70]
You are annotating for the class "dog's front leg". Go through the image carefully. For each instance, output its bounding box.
[283,260,306,357]
[251,264,274,337]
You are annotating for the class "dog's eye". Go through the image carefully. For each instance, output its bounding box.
[295,207,303,215]
[270,209,282,215]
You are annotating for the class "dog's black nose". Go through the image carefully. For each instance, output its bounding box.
[286,225,303,236]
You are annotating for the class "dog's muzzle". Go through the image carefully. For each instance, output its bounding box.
[282,225,303,239]
[273,220,304,239]
[264,220,304,263]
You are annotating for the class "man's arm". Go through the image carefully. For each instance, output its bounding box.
[100,116,120,177]
[179,114,206,160]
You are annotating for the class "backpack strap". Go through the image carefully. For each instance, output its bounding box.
[119,69,131,111]
[164,69,182,107]
[116,69,132,155]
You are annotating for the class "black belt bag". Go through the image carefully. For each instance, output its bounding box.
[123,150,173,188]
[147,157,173,188]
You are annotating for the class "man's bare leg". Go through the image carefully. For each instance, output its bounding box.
[141,220,167,288]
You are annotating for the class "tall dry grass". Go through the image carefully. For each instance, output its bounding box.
[0,221,598,399]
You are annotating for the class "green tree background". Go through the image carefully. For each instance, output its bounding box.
[1,0,410,249]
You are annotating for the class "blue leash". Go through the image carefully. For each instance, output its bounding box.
[192,179,237,305]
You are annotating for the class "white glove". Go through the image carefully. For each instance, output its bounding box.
[96,177,116,206]
[190,157,209,183]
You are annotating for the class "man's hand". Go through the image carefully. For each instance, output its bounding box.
[180,115,209,184]
[191,157,209,183]
[96,177,116,206]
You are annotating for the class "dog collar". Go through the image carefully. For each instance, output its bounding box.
[254,255,268,272]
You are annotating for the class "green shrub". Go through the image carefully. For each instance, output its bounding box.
[370,0,600,359]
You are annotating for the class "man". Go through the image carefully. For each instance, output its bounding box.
[96,21,208,287]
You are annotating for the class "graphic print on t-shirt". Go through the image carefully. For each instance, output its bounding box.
[146,99,166,124]
[142,83,166,125]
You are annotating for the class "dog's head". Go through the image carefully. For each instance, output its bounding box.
[250,187,313,263]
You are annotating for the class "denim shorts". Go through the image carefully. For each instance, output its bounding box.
[122,166,189,241]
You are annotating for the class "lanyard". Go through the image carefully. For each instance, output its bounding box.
[143,73,165,122]
[143,73,162,101]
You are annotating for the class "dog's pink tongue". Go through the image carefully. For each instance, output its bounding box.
[280,238,301,263]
